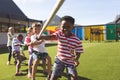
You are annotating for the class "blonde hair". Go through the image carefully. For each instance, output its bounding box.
[32,23,42,28]
[28,27,33,31]
[8,27,14,32]
[27,27,33,34]
[8,27,13,30]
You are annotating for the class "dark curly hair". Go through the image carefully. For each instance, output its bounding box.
[60,16,75,24]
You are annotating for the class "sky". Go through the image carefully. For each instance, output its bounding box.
[13,0,120,25]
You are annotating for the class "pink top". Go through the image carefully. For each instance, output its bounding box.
[24,36,33,52]
[52,30,83,65]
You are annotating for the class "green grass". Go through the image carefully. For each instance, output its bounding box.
[0,42,120,80]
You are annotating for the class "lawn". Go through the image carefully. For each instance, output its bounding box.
[0,42,120,80]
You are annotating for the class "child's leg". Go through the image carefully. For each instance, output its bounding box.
[7,46,12,65]
[46,58,52,80]
[42,58,47,74]
[16,59,21,74]
[50,58,65,80]
[32,59,39,80]
[13,51,22,75]
[66,64,78,80]
[69,74,78,80]
[46,56,52,75]
[28,55,33,78]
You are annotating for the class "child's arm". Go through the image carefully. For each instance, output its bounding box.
[14,43,21,46]
[24,42,32,46]
[37,35,56,40]
[8,33,13,40]
[75,52,81,60]
[74,40,83,67]
[31,39,44,46]
[14,42,25,47]
[74,52,81,67]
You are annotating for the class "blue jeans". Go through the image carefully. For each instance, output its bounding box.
[51,58,77,77]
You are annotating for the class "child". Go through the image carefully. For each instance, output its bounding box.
[12,34,25,76]
[39,16,84,80]
[24,27,33,78]
[31,23,52,80]
[7,27,14,65]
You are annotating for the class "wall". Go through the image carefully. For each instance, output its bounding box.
[0,33,26,47]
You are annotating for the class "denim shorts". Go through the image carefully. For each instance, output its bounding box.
[51,58,77,77]
[32,50,48,60]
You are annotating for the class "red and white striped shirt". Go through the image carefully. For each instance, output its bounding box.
[52,30,83,65]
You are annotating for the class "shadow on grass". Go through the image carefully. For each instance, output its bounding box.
[21,63,46,74]
[15,73,27,76]
[21,69,28,74]
[78,76,91,80]
[21,62,28,66]
[21,67,91,80]
[22,69,48,77]
[36,69,91,80]
[62,72,91,80]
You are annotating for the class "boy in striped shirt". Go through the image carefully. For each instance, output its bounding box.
[39,16,83,80]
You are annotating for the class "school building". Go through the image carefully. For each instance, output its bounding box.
[0,0,42,46]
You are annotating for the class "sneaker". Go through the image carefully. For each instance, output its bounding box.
[15,72,23,76]
[27,73,32,78]
[7,61,10,65]
[15,73,19,76]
